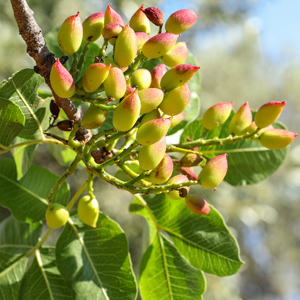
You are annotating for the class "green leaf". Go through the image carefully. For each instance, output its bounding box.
[0,217,42,300]
[139,233,205,300]
[0,69,45,140]
[132,194,243,276]
[56,213,137,300]
[0,99,25,147]
[0,158,69,223]
[20,247,72,300]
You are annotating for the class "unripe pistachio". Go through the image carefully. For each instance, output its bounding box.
[161,42,188,67]
[143,7,164,26]
[228,102,252,135]
[81,104,108,129]
[130,5,151,34]
[78,196,99,228]
[82,63,110,93]
[202,102,234,131]
[185,195,210,215]
[142,33,179,59]
[103,67,127,99]
[102,22,124,44]
[259,129,297,150]
[124,85,135,98]
[57,12,83,55]
[198,154,228,189]
[104,4,124,26]
[50,59,75,99]
[148,154,173,184]
[140,109,161,126]
[56,120,74,131]
[178,166,198,181]
[136,32,151,55]
[165,174,190,200]
[170,113,186,128]
[129,69,152,90]
[150,63,167,88]
[165,9,198,34]
[46,203,69,229]
[180,153,202,167]
[114,25,138,68]
[136,118,172,146]
[82,12,105,42]
[139,136,166,170]
[138,88,164,114]
[254,101,286,129]
[160,64,200,91]
[159,83,190,115]
[113,90,141,131]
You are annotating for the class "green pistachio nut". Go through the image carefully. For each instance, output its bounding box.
[57,12,83,55]
[78,195,99,228]
[185,195,210,215]
[103,67,127,99]
[228,102,252,135]
[170,112,186,128]
[140,109,161,126]
[198,154,228,189]
[161,41,188,67]
[130,5,151,34]
[180,153,202,167]
[165,174,190,200]
[148,154,173,184]
[50,59,75,99]
[81,104,108,129]
[129,69,152,90]
[138,88,164,114]
[82,12,105,42]
[259,129,297,150]
[46,203,69,229]
[165,9,198,34]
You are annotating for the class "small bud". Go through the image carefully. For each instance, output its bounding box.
[142,33,179,59]
[228,102,252,135]
[136,118,172,146]
[159,83,190,115]
[161,41,188,67]
[136,32,151,55]
[114,25,138,67]
[46,203,69,229]
[254,101,286,129]
[91,147,113,164]
[160,64,200,91]
[130,5,151,34]
[102,22,124,44]
[104,5,124,26]
[143,7,164,26]
[103,67,127,100]
[56,120,74,131]
[165,174,190,200]
[81,104,108,129]
[259,129,297,150]
[113,90,141,131]
[185,195,210,215]
[78,196,99,228]
[165,9,198,34]
[202,102,234,131]
[138,88,164,114]
[148,154,173,184]
[150,63,167,89]
[50,59,75,99]
[180,153,202,167]
[57,12,83,55]
[140,109,161,126]
[170,113,186,128]
[139,136,166,170]
[198,154,228,189]
[82,63,111,93]
[82,12,105,42]
[129,69,152,90]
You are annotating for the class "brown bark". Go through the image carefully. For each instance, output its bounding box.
[10,0,81,123]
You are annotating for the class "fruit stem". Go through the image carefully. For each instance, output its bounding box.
[94,103,117,111]
[127,170,150,186]
[87,172,95,199]
[76,40,90,79]
[97,40,108,62]
[66,178,89,211]
[167,145,202,155]
[70,53,79,77]
[123,54,147,76]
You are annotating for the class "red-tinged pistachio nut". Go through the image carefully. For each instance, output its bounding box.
[129,69,152,90]
[259,129,297,150]
[178,167,198,181]
[50,59,75,99]
[138,88,164,114]
[185,195,210,215]
[165,174,190,200]
[114,25,138,68]
[142,33,179,59]
[161,41,188,67]
[102,22,124,42]
[148,154,173,184]
[254,101,286,129]
[159,83,190,115]
[228,102,252,135]
[124,85,136,98]
[170,113,186,128]
[82,12,105,42]
[81,104,108,129]
[78,196,99,228]
[150,63,167,88]
[104,4,124,26]
[113,90,141,131]
[56,120,74,131]
[136,32,151,55]
[165,9,198,34]
[57,12,83,55]
[136,117,172,146]
[198,154,228,189]
[46,203,69,229]
[143,7,164,26]
[138,136,166,170]
[130,5,151,34]
[103,67,127,99]
[82,63,111,93]
[202,102,234,131]
[160,64,200,91]
[140,109,161,126]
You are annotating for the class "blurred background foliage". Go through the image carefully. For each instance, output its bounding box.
[1,0,300,299]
